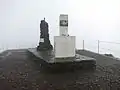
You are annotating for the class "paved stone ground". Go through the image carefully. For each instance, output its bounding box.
[0,49,120,90]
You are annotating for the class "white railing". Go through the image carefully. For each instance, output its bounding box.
[0,42,38,53]
[82,40,120,58]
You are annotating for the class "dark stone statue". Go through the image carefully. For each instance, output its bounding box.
[37,18,53,51]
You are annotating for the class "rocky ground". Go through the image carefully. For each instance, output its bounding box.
[0,49,120,90]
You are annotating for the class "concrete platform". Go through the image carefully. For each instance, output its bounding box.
[27,48,96,64]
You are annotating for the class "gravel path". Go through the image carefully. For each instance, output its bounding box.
[0,49,120,90]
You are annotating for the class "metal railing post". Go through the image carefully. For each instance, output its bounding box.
[98,40,100,54]
[83,40,84,50]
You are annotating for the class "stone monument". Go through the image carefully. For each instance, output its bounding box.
[37,18,53,51]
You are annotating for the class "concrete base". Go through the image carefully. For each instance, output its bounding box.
[28,48,96,64]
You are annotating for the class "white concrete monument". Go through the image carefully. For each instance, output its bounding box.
[54,14,76,58]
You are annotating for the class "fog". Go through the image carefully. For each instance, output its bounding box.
[0,0,120,57]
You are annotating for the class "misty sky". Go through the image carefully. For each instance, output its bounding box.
[0,0,120,50]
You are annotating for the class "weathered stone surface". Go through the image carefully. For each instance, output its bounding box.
[37,19,53,51]
[1,49,120,90]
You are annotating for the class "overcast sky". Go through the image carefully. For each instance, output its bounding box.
[0,0,120,49]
